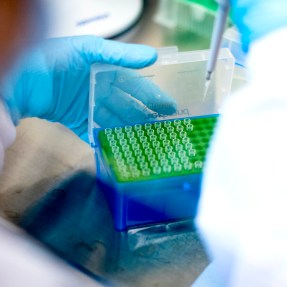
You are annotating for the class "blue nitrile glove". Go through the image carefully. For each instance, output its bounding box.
[230,0,287,52]
[93,69,177,128]
[3,36,177,143]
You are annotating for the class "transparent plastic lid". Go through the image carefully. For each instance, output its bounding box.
[89,48,234,145]
[222,27,246,67]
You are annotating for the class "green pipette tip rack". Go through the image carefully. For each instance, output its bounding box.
[98,116,218,183]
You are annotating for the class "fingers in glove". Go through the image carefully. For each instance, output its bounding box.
[95,70,177,116]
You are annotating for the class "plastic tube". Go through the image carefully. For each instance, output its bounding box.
[106,134,115,141]
[165,146,173,153]
[124,150,132,158]
[115,127,122,134]
[159,133,167,140]
[122,145,130,152]
[162,140,171,147]
[117,133,125,140]
[142,168,151,177]
[126,156,135,164]
[132,143,140,150]
[144,123,152,130]
[137,155,145,163]
[145,148,153,155]
[157,128,164,134]
[168,151,176,159]
[126,131,135,138]
[140,136,148,143]
[134,124,142,131]
[111,146,120,153]
[186,124,193,131]
[180,131,187,138]
[160,158,169,166]
[163,165,172,173]
[172,138,180,145]
[150,160,159,167]
[187,149,196,156]
[174,164,182,172]
[134,149,143,156]
[167,126,174,133]
[137,130,145,137]
[147,154,156,161]
[151,141,160,148]
[182,137,190,144]
[147,129,155,136]
[139,162,148,169]
[125,125,132,132]
[169,133,177,139]
[157,153,166,160]
[153,166,162,174]
[183,118,191,125]
[178,150,186,158]
[129,138,137,144]
[105,128,113,134]
[175,144,183,151]
[142,142,150,149]
[109,139,117,147]
[176,125,184,132]
[170,157,179,164]
[149,135,157,142]
[194,161,203,168]
[119,139,127,146]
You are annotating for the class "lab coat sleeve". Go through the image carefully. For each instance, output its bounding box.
[0,217,103,287]
[197,27,287,287]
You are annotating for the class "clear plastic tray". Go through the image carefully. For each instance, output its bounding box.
[222,27,249,92]
[89,48,234,230]
[222,27,246,67]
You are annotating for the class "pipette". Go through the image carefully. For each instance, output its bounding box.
[205,0,230,84]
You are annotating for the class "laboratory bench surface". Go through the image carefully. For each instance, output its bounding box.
[0,1,211,286]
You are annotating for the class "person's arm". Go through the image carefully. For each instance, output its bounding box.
[197,1,287,286]
[0,216,105,287]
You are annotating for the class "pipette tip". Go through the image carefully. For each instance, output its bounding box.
[203,78,211,102]
[205,71,212,82]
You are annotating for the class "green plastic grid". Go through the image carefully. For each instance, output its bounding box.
[98,116,218,183]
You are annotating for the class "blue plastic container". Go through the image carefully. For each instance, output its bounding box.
[89,48,234,230]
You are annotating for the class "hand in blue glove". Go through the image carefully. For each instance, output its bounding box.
[93,68,177,128]
[3,36,177,142]
[230,0,287,51]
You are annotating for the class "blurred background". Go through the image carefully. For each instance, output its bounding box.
[0,1,238,286]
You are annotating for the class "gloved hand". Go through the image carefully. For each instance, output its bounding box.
[2,36,177,143]
[230,0,287,51]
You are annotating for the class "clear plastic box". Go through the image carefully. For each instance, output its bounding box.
[222,27,249,92]
[222,27,246,67]
[89,48,234,230]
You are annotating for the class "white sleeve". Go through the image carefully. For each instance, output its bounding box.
[0,217,102,287]
[197,27,287,287]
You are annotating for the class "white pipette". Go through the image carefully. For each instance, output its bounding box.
[204,0,230,99]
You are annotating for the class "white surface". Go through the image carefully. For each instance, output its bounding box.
[197,27,287,286]
[43,0,143,38]
[0,218,101,287]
